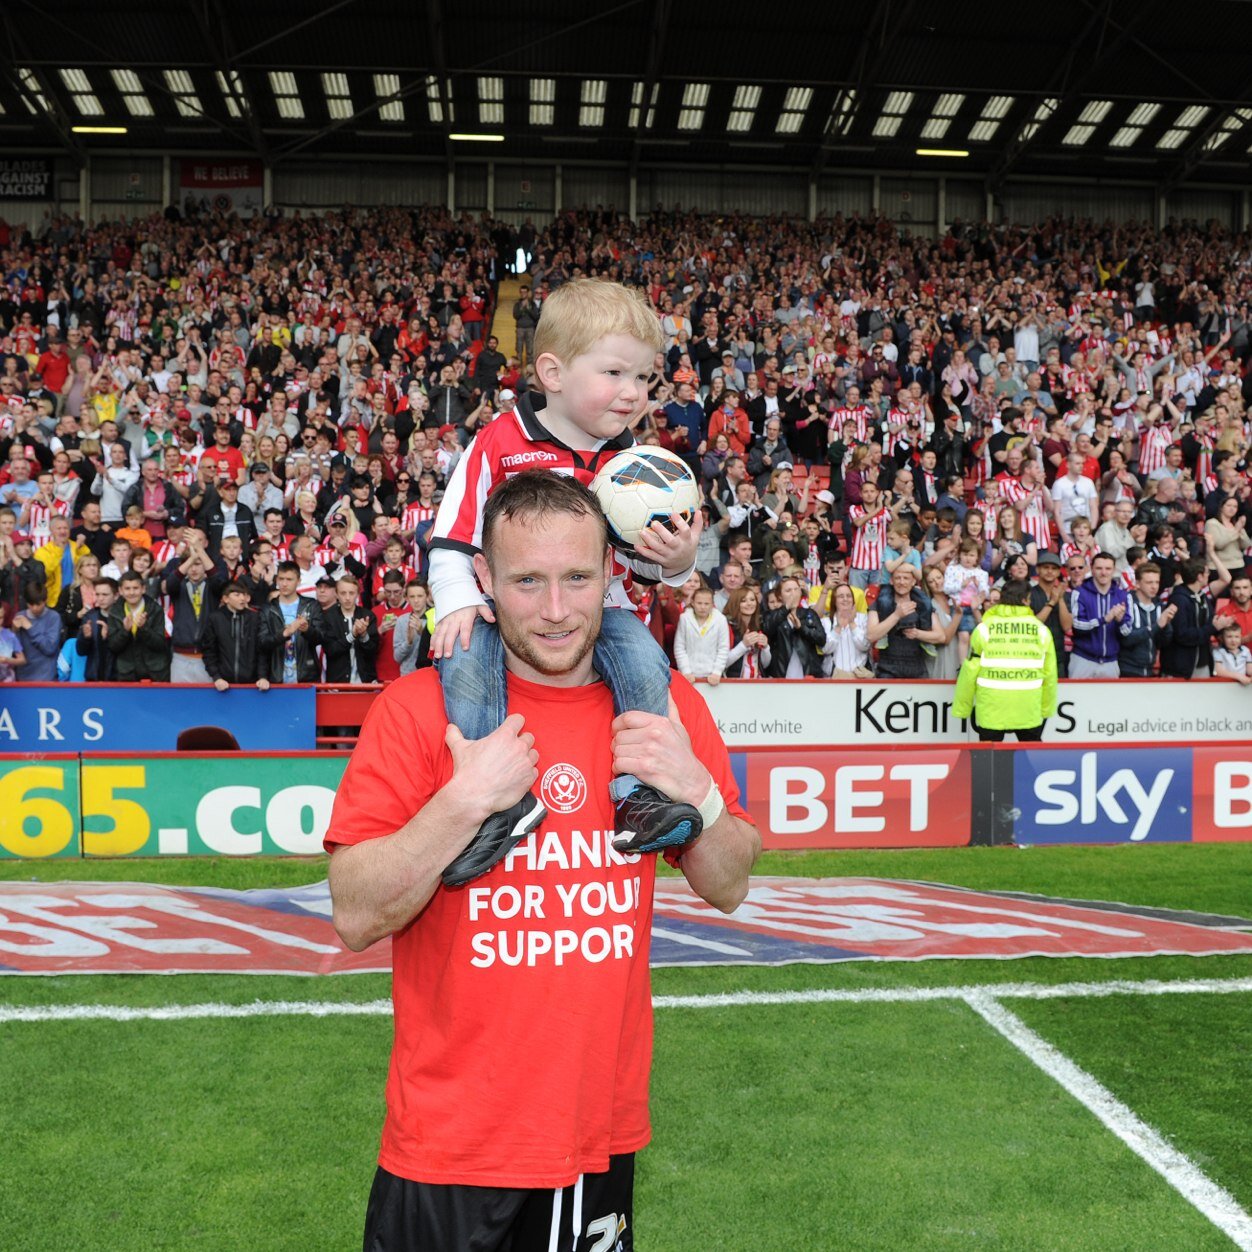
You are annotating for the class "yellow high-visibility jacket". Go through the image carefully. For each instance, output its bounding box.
[952,603,1058,730]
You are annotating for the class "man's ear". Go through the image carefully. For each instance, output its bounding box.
[473,551,493,598]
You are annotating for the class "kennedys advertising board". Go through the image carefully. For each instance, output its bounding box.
[3,878,1251,975]
[699,678,1252,747]
[0,685,316,750]
[0,158,52,200]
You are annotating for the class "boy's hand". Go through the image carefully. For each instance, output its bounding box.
[430,602,495,660]
[635,509,703,575]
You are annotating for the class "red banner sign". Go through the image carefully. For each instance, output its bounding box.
[745,749,971,849]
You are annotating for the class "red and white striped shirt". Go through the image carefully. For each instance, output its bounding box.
[402,501,437,569]
[830,405,875,445]
[26,498,71,547]
[882,408,911,457]
[972,496,999,541]
[372,561,418,600]
[848,504,889,572]
[1137,424,1174,477]
[1019,487,1054,552]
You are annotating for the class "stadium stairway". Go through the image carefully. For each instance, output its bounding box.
[491,276,525,360]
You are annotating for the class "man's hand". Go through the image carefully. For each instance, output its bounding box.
[430,602,495,659]
[352,617,369,638]
[445,714,539,820]
[214,678,229,692]
[1161,603,1178,623]
[634,508,703,575]
[610,695,710,808]
[256,678,270,691]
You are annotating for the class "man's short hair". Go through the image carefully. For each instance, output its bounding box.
[276,560,300,578]
[118,572,144,588]
[220,581,249,597]
[1181,557,1207,584]
[1137,562,1161,580]
[481,471,607,569]
[336,575,360,591]
[382,569,406,586]
[93,577,119,592]
[22,580,48,605]
[1091,552,1116,567]
[532,279,663,374]
[1000,579,1031,607]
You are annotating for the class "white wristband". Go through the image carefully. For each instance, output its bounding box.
[697,778,725,829]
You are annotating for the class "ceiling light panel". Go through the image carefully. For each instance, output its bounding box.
[1076,99,1112,124]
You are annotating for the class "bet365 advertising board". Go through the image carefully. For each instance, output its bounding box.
[2,745,1251,858]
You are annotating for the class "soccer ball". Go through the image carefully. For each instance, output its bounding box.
[590,446,701,555]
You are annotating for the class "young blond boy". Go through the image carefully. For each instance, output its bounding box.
[428,280,705,884]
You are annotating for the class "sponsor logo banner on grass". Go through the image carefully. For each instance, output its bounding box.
[1,878,1250,975]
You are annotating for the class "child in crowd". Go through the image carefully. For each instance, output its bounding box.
[1212,623,1252,685]
[674,585,730,685]
[943,537,991,660]
[428,279,705,886]
[116,505,154,552]
[883,520,923,578]
[1061,516,1099,571]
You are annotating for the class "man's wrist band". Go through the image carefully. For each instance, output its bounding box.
[697,779,725,828]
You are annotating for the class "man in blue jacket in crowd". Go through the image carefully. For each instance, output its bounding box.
[1069,552,1130,678]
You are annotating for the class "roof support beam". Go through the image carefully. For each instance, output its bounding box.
[425,0,456,173]
[0,11,87,165]
[269,78,428,163]
[986,0,1130,192]
[189,0,271,161]
[628,0,672,178]
[811,1,914,181]
[1162,85,1252,193]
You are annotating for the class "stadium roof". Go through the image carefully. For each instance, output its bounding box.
[4,0,1252,190]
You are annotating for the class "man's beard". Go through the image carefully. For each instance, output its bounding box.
[497,601,602,679]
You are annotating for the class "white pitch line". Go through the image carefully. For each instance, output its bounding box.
[2,975,1251,1025]
[965,991,1252,1251]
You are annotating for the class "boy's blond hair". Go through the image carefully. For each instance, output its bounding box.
[532,279,662,378]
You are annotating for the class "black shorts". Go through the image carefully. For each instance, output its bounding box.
[363,1153,634,1252]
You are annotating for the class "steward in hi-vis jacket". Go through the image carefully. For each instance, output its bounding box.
[952,579,1057,741]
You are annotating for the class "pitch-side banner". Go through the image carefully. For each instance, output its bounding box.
[1,877,1250,974]
[698,678,1252,747]
[0,754,345,859]
[0,685,316,751]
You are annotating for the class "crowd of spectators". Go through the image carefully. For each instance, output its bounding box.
[1,203,1251,692]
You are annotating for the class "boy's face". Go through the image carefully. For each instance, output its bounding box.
[541,334,655,440]
[407,586,429,613]
[95,584,117,610]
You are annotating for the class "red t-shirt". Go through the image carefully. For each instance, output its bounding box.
[371,602,410,683]
[325,668,747,1188]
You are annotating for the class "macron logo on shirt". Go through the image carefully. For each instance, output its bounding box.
[501,450,560,468]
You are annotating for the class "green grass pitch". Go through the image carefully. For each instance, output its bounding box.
[2,843,1250,1250]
